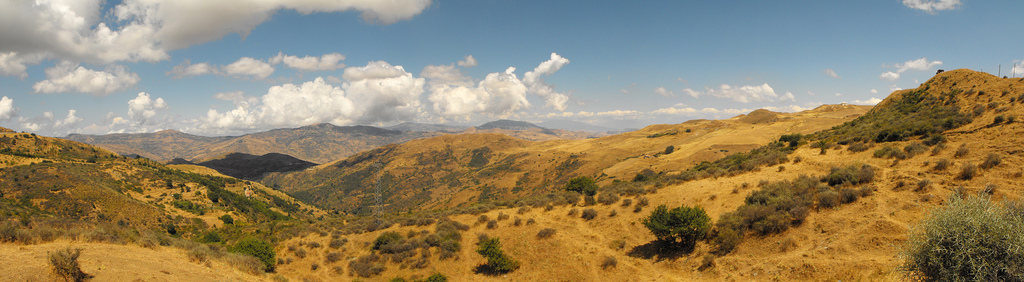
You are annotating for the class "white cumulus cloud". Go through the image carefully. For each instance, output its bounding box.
[879,71,900,81]
[0,0,432,65]
[428,67,529,118]
[53,109,83,128]
[199,61,425,133]
[0,96,15,120]
[421,64,473,87]
[167,59,217,78]
[523,53,571,111]
[893,58,943,73]
[33,61,139,95]
[879,58,941,82]
[823,68,840,79]
[654,86,674,97]
[457,55,478,67]
[127,92,168,125]
[270,52,346,71]
[222,57,275,80]
[0,52,44,79]
[903,0,961,14]
[213,91,246,101]
[870,89,878,94]
[851,98,883,105]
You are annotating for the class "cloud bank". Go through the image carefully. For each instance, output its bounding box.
[0,0,432,66]
[33,61,139,95]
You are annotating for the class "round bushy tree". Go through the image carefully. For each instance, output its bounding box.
[230,237,276,272]
[642,204,711,249]
[565,176,598,196]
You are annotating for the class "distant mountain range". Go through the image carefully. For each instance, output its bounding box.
[65,120,611,164]
[66,123,441,164]
[537,119,619,132]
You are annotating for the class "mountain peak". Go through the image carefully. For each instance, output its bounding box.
[478,120,544,131]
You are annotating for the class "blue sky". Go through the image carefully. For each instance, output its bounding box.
[1,0,1022,136]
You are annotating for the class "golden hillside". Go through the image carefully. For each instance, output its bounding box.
[259,69,1023,281]
[264,103,871,214]
[0,130,322,231]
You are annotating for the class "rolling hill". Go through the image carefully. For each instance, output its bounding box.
[262,103,872,215]
[0,129,322,231]
[263,69,1024,281]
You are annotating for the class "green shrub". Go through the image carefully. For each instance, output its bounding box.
[632,173,650,182]
[596,193,620,205]
[581,208,598,220]
[664,145,675,155]
[822,164,874,186]
[712,226,743,254]
[486,220,498,229]
[324,251,343,263]
[980,153,1001,170]
[200,231,222,243]
[780,134,802,148]
[219,214,234,225]
[917,179,932,192]
[422,273,449,282]
[373,231,403,251]
[847,142,870,153]
[994,115,1006,124]
[476,238,519,273]
[230,237,276,272]
[817,189,840,208]
[600,256,618,270]
[933,158,951,171]
[954,145,970,158]
[957,164,978,180]
[873,145,906,159]
[536,228,556,239]
[329,238,348,249]
[901,195,1024,281]
[49,247,90,282]
[641,204,711,248]
[349,254,385,278]
[565,176,598,196]
[904,142,928,158]
[922,135,946,146]
[839,187,860,203]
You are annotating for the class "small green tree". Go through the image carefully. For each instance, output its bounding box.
[642,204,711,249]
[476,238,519,273]
[664,145,675,154]
[219,214,234,225]
[565,176,598,196]
[230,237,276,272]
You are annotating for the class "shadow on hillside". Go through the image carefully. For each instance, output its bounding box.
[627,240,693,262]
